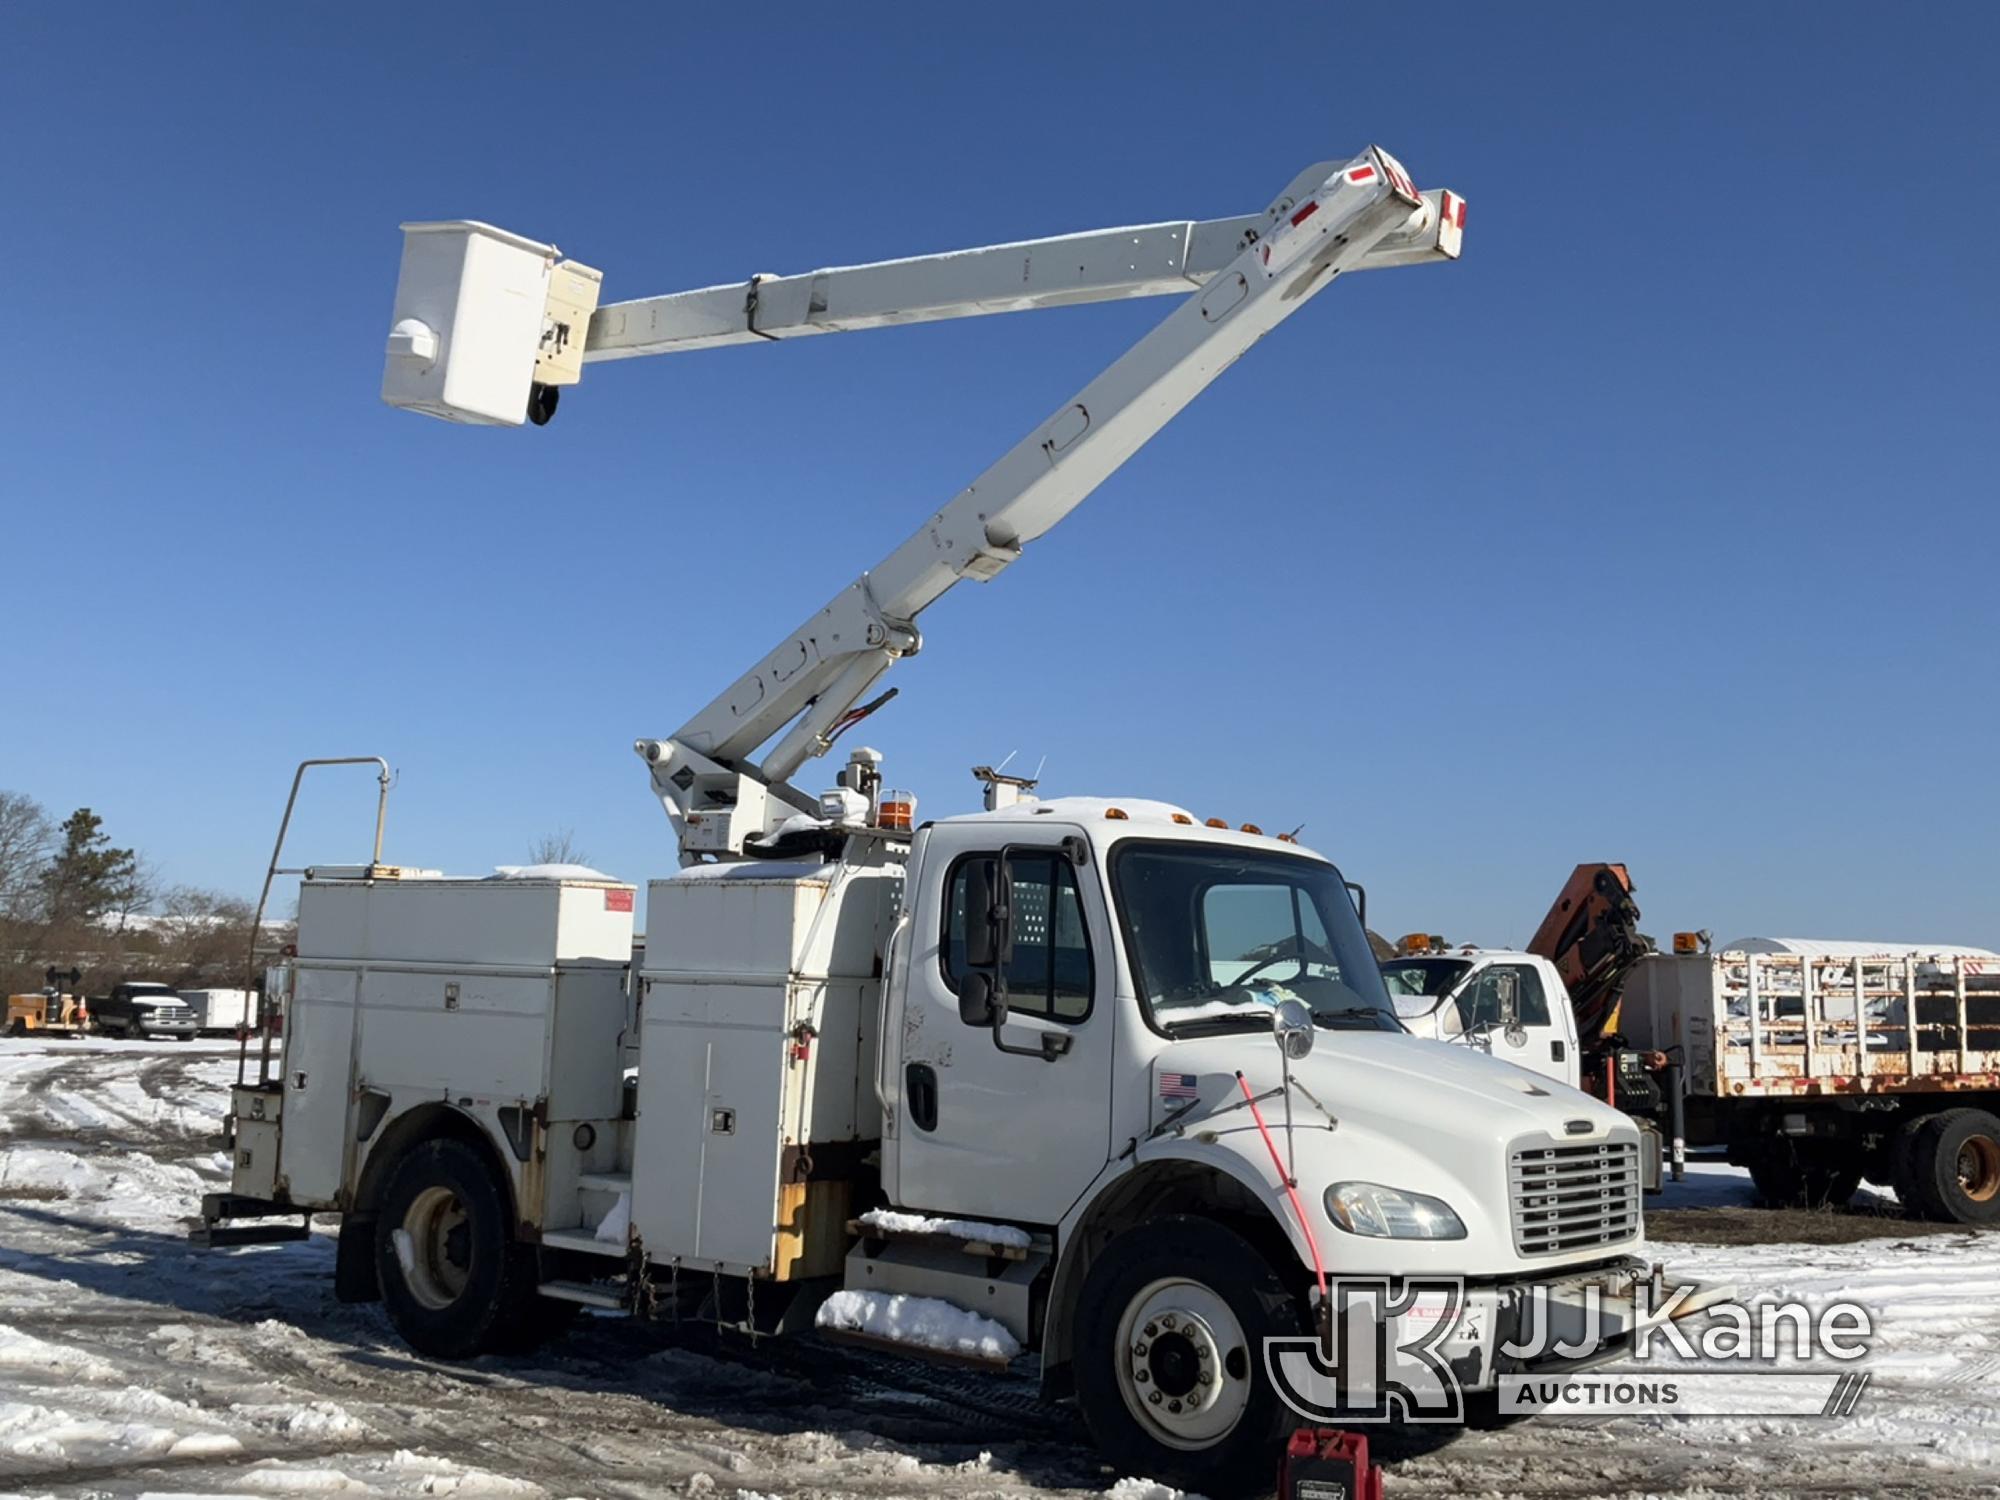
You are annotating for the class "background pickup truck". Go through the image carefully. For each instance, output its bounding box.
[90,982,199,1039]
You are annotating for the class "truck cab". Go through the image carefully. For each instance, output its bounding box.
[92,981,198,1040]
[1380,945,1581,1088]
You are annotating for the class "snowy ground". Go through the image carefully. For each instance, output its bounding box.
[1,1039,1995,1499]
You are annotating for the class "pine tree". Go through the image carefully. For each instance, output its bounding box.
[37,808,141,926]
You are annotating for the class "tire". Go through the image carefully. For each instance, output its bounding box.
[1903,1109,2000,1226]
[1074,1216,1308,1498]
[1888,1115,1931,1216]
[1747,1145,1859,1209]
[374,1138,551,1359]
[7,1019,25,1038]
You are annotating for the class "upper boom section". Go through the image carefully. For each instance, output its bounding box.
[585,172,1464,362]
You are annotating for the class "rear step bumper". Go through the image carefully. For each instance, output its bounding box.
[537,1279,627,1311]
[191,1191,311,1248]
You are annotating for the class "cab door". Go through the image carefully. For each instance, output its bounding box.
[887,822,1114,1224]
[1449,961,1575,1087]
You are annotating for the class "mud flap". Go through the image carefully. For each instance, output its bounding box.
[336,1215,380,1303]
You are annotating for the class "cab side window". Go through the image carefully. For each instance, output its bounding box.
[943,852,1093,1022]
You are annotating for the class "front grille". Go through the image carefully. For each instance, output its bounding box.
[1510,1137,1641,1256]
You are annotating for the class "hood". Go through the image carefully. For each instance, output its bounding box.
[1158,1027,1608,1131]
[1141,1028,1638,1275]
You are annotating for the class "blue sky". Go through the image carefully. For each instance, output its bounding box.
[3,3,1994,946]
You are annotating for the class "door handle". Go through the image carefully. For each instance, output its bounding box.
[905,1063,939,1132]
[1551,1040,1566,1062]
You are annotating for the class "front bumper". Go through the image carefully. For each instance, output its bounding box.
[1426,1258,1731,1392]
[136,1015,199,1035]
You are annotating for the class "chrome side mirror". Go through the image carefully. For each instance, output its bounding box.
[1273,997,1315,1061]
[1495,969,1527,1047]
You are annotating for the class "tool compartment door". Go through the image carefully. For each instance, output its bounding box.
[278,965,360,1205]
[630,977,787,1273]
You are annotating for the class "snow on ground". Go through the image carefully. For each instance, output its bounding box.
[1,1041,1995,1498]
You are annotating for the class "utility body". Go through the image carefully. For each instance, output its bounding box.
[203,149,1714,1489]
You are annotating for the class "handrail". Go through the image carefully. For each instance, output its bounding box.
[236,757,392,1087]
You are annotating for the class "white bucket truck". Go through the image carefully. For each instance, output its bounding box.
[205,149,1704,1490]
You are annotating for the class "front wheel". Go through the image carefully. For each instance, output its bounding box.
[375,1138,553,1358]
[1074,1216,1307,1498]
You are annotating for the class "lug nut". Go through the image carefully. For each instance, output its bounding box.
[1168,1399,1183,1413]
[1197,1370,1212,1385]
[1135,1369,1149,1384]
[1148,1390,1163,1405]
[1162,1314,1178,1330]
[1135,1342,1149,1357]
[1144,1321,1158,1337]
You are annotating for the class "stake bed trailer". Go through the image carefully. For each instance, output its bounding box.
[204,149,1720,1491]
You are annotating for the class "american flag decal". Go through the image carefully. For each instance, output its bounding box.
[1158,1072,1200,1101]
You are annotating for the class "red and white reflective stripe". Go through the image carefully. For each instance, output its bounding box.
[1379,153,1420,206]
[1344,163,1379,186]
[1443,191,1467,230]
[1289,199,1319,228]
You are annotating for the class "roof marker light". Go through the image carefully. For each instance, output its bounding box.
[1204,818,1229,829]
[1104,807,1129,821]
[1240,823,1263,835]
[1171,813,1194,825]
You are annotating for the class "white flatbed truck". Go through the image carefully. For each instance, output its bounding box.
[202,148,1713,1490]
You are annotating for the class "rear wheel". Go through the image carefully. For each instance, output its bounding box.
[375,1138,557,1358]
[1903,1109,2000,1226]
[1074,1217,1306,1499]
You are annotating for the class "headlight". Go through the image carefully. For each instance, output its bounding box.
[1324,1181,1466,1240]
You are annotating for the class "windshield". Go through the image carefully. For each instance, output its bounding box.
[1109,841,1398,1036]
[1379,958,1472,1004]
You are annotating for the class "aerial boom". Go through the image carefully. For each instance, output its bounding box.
[632,148,1458,853]
[379,146,1465,858]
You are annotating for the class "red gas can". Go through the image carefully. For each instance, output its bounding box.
[1277,1428,1384,1500]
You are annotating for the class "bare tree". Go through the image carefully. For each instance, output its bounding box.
[0,792,56,994]
[0,791,53,919]
[145,885,261,988]
[527,828,590,867]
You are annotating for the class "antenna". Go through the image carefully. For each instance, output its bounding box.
[971,760,1042,812]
